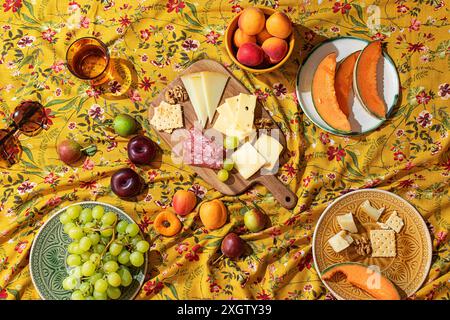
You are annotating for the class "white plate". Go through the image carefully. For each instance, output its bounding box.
[296,37,400,136]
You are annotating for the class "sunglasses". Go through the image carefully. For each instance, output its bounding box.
[0,101,47,166]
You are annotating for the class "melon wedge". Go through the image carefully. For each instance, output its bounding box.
[311,53,351,133]
[321,262,401,300]
[335,51,360,117]
[354,41,387,119]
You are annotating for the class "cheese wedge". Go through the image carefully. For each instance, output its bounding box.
[253,133,283,172]
[336,212,358,233]
[235,93,257,132]
[181,73,208,128]
[200,71,229,122]
[360,200,385,221]
[328,230,354,253]
[231,142,266,180]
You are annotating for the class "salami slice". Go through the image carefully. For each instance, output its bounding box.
[182,127,223,169]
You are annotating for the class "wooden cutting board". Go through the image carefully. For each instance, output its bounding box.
[148,59,297,209]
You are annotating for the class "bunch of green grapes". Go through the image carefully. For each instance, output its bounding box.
[59,205,150,300]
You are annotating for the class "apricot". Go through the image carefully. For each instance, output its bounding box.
[238,7,265,36]
[266,12,292,39]
[236,42,265,67]
[256,27,272,45]
[261,37,288,64]
[154,210,182,237]
[233,28,256,48]
[172,190,197,216]
[199,199,227,230]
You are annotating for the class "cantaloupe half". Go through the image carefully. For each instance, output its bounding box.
[335,51,360,117]
[311,53,352,133]
[354,41,387,119]
[321,262,401,300]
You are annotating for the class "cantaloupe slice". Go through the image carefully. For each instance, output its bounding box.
[335,51,360,117]
[311,53,351,133]
[354,41,387,119]
[321,262,401,300]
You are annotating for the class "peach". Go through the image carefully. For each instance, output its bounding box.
[236,42,265,67]
[266,12,292,39]
[238,7,265,36]
[256,27,272,45]
[261,37,288,64]
[233,28,256,48]
[172,190,197,216]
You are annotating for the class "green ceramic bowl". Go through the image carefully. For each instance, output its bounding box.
[30,201,148,300]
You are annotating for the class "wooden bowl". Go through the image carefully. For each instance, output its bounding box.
[225,7,295,74]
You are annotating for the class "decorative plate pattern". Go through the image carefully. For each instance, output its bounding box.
[30,201,147,300]
[313,189,432,300]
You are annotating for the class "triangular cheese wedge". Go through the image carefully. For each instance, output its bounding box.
[200,71,229,122]
[181,73,208,128]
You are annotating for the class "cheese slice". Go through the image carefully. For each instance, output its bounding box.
[360,200,385,221]
[328,231,353,253]
[181,73,208,128]
[336,212,358,233]
[213,113,253,142]
[253,133,283,172]
[235,93,256,132]
[231,142,266,180]
[200,71,229,122]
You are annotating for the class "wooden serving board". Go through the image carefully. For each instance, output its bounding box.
[148,59,297,209]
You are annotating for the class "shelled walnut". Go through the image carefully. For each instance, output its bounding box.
[354,236,372,256]
[165,85,188,104]
[255,118,273,130]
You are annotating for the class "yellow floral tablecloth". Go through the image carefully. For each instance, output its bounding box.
[0,0,448,300]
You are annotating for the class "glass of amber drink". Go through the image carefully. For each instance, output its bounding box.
[66,37,112,86]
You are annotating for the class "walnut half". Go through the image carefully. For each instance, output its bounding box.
[165,85,188,104]
[354,236,372,256]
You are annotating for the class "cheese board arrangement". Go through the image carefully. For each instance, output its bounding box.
[312,189,432,300]
[149,59,298,209]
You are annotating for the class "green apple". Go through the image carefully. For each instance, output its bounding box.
[113,114,137,137]
[244,208,267,232]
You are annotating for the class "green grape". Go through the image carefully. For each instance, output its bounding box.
[116,220,129,234]
[88,272,104,285]
[68,226,84,240]
[126,224,140,237]
[59,212,72,225]
[79,236,92,252]
[88,233,100,246]
[217,169,229,182]
[94,244,106,254]
[94,279,108,293]
[223,158,234,171]
[63,222,76,234]
[82,261,96,277]
[67,254,81,267]
[93,290,107,300]
[103,260,119,273]
[73,244,85,255]
[62,276,77,290]
[109,242,123,256]
[79,281,93,296]
[102,212,117,226]
[92,205,105,220]
[69,266,82,279]
[129,251,144,267]
[118,268,132,287]
[224,136,239,149]
[67,205,83,220]
[71,290,85,300]
[80,208,93,224]
[83,221,96,230]
[117,250,130,265]
[130,236,143,246]
[136,240,150,253]
[85,296,95,300]
[67,242,79,254]
[100,228,113,237]
[89,253,101,264]
[107,272,121,287]
[107,286,121,300]
[81,251,91,262]
[100,236,111,244]
[102,252,117,263]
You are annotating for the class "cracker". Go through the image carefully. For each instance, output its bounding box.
[150,101,184,133]
[370,229,396,257]
[385,211,404,233]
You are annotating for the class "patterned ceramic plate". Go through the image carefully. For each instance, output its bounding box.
[312,189,432,300]
[296,37,400,136]
[30,201,148,300]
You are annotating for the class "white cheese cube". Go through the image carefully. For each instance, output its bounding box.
[360,200,385,221]
[328,231,353,253]
[336,212,358,233]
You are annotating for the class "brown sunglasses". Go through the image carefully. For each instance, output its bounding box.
[0,101,47,166]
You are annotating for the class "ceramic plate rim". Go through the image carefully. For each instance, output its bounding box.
[312,189,433,300]
[30,201,148,300]
[295,36,400,136]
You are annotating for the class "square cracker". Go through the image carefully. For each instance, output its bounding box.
[370,229,396,257]
[385,211,404,233]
